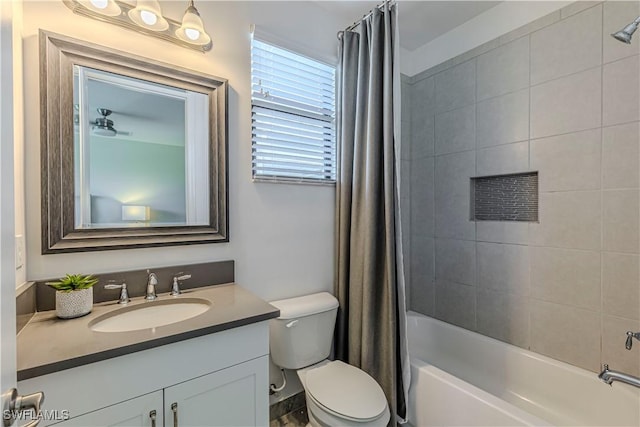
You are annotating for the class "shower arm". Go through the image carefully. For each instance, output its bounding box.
[622,16,640,28]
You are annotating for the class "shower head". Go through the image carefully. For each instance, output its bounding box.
[611,16,640,44]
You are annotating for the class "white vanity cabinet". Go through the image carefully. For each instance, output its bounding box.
[51,391,163,427]
[51,357,266,427]
[18,322,270,427]
[163,357,266,427]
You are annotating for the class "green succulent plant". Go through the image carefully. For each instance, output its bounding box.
[46,273,98,292]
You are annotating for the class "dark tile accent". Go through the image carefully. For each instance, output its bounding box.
[16,283,36,334]
[270,392,306,420]
[35,260,234,312]
[269,408,308,427]
[471,172,538,222]
[270,393,308,427]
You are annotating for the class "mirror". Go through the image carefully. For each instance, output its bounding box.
[40,31,228,253]
[73,66,210,229]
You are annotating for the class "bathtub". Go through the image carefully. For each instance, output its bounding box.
[407,311,640,426]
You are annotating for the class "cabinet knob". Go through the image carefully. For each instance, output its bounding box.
[149,410,157,427]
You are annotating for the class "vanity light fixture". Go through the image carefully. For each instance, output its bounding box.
[175,0,211,46]
[62,0,212,52]
[128,0,168,32]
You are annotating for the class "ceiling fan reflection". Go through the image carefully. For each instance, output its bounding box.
[92,108,132,137]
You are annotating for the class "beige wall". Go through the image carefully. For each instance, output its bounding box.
[19,1,346,301]
[403,1,640,375]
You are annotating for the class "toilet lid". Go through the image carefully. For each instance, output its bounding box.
[305,361,387,421]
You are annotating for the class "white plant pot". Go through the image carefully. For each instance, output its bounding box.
[55,288,93,319]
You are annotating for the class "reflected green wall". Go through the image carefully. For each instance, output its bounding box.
[89,137,186,224]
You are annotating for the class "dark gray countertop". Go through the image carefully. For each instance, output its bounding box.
[17,283,279,381]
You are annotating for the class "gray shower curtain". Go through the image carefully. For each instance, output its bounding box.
[334,3,410,425]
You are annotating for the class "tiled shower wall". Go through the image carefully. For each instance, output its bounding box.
[401,0,640,374]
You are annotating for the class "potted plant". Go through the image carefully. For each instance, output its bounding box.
[46,274,98,319]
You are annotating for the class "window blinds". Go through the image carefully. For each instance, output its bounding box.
[251,38,336,184]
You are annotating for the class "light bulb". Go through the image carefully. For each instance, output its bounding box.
[185,28,200,40]
[89,0,108,9]
[78,0,121,16]
[175,1,211,47]
[140,10,158,26]
[128,0,168,31]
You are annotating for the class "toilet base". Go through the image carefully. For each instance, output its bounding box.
[304,392,390,427]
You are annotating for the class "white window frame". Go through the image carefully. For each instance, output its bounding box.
[250,35,336,185]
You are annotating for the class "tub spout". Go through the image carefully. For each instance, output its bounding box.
[599,364,640,389]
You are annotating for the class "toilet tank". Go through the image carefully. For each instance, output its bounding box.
[269,292,339,369]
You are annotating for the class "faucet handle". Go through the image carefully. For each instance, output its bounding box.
[176,273,192,281]
[626,331,640,350]
[170,273,191,296]
[104,279,124,288]
[104,280,130,304]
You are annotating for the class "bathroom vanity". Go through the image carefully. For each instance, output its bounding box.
[16,284,279,426]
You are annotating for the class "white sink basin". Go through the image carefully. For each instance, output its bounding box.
[90,298,211,333]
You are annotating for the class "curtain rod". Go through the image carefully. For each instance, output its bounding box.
[337,0,396,39]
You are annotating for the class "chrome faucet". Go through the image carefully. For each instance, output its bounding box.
[598,364,640,389]
[145,270,158,301]
[625,331,640,350]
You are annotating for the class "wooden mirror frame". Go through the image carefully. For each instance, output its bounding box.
[40,31,228,254]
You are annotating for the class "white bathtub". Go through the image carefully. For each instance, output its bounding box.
[407,311,640,427]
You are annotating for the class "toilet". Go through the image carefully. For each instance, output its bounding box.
[269,292,390,427]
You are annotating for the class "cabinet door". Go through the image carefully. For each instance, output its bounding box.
[50,391,163,427]
[164,355,268,427]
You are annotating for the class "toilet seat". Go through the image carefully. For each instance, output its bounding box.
[304,360,388,422]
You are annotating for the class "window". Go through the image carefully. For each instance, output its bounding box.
[251,38,336,184]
